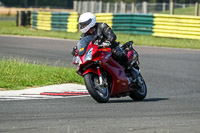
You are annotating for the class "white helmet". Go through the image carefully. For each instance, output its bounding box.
[79,12,96,33]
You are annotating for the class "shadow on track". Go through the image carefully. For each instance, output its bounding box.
[109,98,169,103]
[143,98,169,102]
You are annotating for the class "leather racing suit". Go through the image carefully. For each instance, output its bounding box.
[81,23,130,69]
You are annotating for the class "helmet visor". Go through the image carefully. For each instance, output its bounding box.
[79,18,92,29]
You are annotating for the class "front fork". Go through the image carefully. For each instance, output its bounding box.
[97,67,103,85]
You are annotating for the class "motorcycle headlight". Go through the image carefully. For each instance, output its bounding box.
[78,57,82,65]
[85,47,93,62]
[74,56,79,64]
[74,56,82,66]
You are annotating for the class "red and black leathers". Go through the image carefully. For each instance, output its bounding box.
[80,23,128,65]
[73,22,138,81]
[81,23,117,48]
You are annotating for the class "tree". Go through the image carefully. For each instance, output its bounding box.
[103,0,156,2]
[0,0,73,8]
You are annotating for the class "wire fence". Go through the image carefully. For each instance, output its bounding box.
[74,1,198,16]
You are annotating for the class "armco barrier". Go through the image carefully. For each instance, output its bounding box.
[31,11,78,32]
[95,13,154,36]
[22,11,200,40]
[96,13,200,40]
[153,14,200,40]
[95,13,113,28]
[112,14,154,35]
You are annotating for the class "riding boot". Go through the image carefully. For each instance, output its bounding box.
[124,61,139,83]
[113,45,140,83]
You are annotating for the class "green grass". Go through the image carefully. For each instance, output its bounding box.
[0,20,81,40]
[160,5,199,15]
[1,21,200,49]
[0,58,84,90]
[117,33,200,49]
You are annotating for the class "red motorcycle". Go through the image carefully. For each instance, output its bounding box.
[73,35,147,103]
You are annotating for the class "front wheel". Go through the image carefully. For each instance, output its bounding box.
[84,73,110,103]
[129,74,147,101]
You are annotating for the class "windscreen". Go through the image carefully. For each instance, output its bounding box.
[77,35,95,56]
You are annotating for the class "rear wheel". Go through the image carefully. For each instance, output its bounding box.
[129,74,147,101]
[84,73,110,103]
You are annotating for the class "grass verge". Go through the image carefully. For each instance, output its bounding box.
[0,20,81,40]
[0,58,84,90]
[159,5,200,16]
[0,21,200,49]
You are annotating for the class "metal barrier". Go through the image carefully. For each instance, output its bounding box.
[96,13,200,39]
[95,13,113,27]
[17,11,200,40]
[31,11,78,32]
[153,14,200,39]
[113,14,154,35]
[95,13,154,35]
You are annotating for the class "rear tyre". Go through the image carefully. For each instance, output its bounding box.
[84,73,110,103]
[129,74,147,101]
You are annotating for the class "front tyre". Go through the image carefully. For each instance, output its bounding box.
[84,73,110,103]
[129,74,147,101]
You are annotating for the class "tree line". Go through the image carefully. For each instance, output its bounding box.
[0,0,73,8]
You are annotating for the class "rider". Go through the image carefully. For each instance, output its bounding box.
[72,12,139,83]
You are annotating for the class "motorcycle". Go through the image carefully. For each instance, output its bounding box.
[72,35,147,103]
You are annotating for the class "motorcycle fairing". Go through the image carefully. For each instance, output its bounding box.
[76,36,130,97]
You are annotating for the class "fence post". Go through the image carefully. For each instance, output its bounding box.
[120,1,123,13]
[124,2,126,13]
[16,11,21,26]
[114,2,118,13]
[162,2,166,12]
[77,1,81,13]
[195,2,199,16]
[91,0,95,13]
[84,1,88,13]
[131,3,135,13]
[142,1,147,14]
[121,1,126,13]
[73,0,77,11]
[99,1,102,13]
[170,0,174,15]
[106,2,110,13]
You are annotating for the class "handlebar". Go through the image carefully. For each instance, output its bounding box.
[121,41,134,50]
[98,45,103,49]
[98,44,110,49]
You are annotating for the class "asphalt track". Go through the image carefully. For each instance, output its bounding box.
[0,35,200,133]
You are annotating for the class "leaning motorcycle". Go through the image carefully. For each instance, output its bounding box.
[72,35,147,103]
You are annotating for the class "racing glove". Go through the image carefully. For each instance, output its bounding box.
[102,40,112,47]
